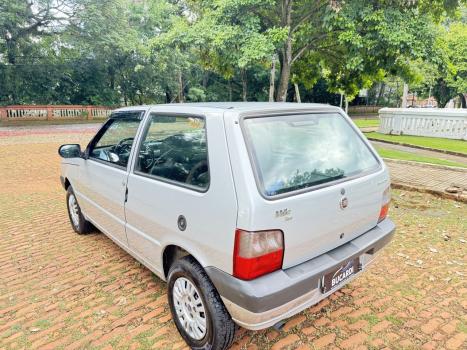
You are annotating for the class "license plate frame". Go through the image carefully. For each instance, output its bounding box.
[321,257,361,293]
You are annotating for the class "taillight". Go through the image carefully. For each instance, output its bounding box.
[233,229,284,280]
[378,186,391,223]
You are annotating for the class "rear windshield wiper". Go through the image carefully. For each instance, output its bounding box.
[273,174,345,195]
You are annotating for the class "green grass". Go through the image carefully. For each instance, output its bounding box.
[375,147,467,168]
[33,319,52,329]
[457,320,467,333]
[384,315,404,326]
[366,132,467,155]
[361,313,380,327]
[352,119,380,128]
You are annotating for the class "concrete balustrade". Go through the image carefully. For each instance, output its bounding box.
[379,108,467,140]
[0,105,112,122]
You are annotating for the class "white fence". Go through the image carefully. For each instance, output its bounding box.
[379,108,467,140]
[0,105,112,122]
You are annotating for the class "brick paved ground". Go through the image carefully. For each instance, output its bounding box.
[385,160,467,201]
[0,126,466,349]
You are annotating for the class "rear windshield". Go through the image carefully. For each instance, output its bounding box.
[243,113,380,197]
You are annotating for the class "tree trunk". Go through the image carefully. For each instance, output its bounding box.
[459,93,466,108]
[277,47,292,101]
[294,83,301,103]
[269,56,276,102]
[395,80,399,107]
[241,68,248,101]
[202,71,209,89]
[138,90,143,105]
[276,0,293,102]
[376,83,385,106]
[178,70,184,103]
[387,86,393,106]
[228,79,232,101]
[5,38,17,65]
[401,83,409,108]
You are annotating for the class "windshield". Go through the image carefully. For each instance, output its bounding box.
[243,113,380,197]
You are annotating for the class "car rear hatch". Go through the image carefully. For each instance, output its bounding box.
[241,111,390,269]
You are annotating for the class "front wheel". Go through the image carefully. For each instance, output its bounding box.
[167,256,236,350]
[66,186,92,234]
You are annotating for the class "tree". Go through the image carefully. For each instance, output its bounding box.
[0,0,179,105]
[1,0,465,106]
[0,0,80,64]
[162,0,286,101]
[437,21,467,107]
[219,0,464,102]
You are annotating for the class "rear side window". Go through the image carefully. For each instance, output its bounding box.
[135,114,209,190]
[243,113,380,197]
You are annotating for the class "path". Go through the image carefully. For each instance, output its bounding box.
[385,159,467,201]
[0,123,101,137]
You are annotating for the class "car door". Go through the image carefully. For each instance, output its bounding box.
[76,110,145,247]
[124,112,210,275]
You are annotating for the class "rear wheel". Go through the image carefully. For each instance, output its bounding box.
[66,186,92,234]
[167,256,236,350]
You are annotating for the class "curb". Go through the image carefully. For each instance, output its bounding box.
[360,127,379,132]
[366,137,467,158]
[383,158,467,173]
[391,183,467,204]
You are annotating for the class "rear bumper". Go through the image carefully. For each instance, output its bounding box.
[205,218,395,330]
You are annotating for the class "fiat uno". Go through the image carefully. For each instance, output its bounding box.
[59,103,395,349]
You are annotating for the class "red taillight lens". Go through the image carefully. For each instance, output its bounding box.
[378,187,391,223]
[233,229,284,280]
[378,203,389,222]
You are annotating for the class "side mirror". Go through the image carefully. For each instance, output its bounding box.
[58,144,82,158]
[108,152,120,163]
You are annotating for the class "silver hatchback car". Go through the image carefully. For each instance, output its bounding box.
[59,103,395,349]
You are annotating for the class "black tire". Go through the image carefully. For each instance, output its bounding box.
[66,186,92,234]
[167,256,236,350]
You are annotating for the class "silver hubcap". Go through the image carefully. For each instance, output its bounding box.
[68,194,80,227]
[172,277,207,340]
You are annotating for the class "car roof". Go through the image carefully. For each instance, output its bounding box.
[114,102,340,114]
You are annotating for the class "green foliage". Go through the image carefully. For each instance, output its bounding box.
[440,22,467,94]
[321,2,439,99]
[428,19,467,106]
[0,0,465,106]
[187,87,206,102]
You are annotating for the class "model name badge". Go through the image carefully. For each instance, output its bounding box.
[275,209,291,218]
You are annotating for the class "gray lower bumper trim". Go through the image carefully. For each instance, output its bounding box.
[205,219,395,314]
